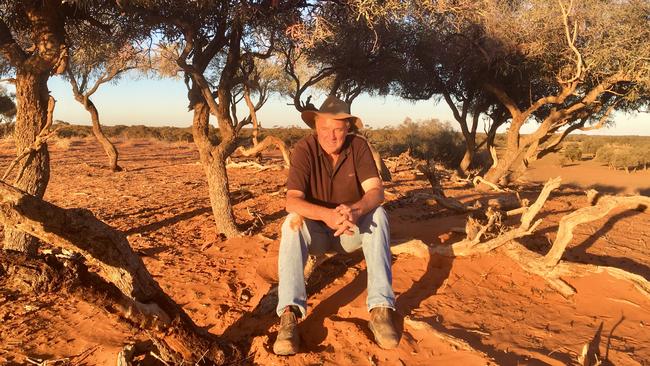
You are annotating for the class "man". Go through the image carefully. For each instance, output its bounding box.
[273,95,399,356]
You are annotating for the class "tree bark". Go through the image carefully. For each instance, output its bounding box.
[459,137,475,174]
[1,1,71,254]
[0,180,234,364]
[3,69,51,255]
[192,102,240,238]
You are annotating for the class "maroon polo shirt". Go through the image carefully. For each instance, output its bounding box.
[287,134,379,208]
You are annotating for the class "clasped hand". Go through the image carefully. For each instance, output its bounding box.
[324,204,361,237]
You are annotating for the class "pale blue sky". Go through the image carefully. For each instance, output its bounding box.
[5,75,649,135]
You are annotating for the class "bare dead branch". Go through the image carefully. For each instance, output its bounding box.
[473,176,503,192]
[558,0,583,85]
[543,194,650,268]
[392,177,560,257]
[417,163,471,213]
[235,136,291,168]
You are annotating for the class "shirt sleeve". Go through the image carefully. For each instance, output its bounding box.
[354,137,380,183]
[286,139,311,193]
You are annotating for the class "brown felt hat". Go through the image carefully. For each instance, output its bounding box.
[301,95,364,130]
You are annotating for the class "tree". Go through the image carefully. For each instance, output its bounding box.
[562,143,582,163]
[279,3,404,180]
[65,18,148,172]
[393,19,499,175]
[0,0,117,254]
[380,0,649,186]
[122,1,306,238]
[462,0,649,185]
[233,57,292,166]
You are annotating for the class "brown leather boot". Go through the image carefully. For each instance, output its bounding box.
[369,307,400,349]
[273,306,300,355]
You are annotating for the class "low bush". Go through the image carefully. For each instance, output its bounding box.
[366,118,465,167]
[562,143,582,162]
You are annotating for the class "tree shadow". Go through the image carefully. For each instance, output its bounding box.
[123,206,212,235]
[299,265,369,351]
[134,244,171,259]
[394,252,452,318]
[639,187,650,196]
[238,209,287,235]
[122,191,253,235]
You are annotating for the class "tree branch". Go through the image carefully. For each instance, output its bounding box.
[0,19,27,66]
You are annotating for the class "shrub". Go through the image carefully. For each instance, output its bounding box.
[596,144,643,172]
[562,143,582,162]
[366,118,465,168]
[581,138,606,156]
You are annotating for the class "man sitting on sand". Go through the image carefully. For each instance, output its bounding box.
[273,95,399,355]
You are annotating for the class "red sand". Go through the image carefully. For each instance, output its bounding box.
[1,138,648,365]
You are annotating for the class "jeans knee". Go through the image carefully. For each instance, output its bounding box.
[372,206,388,220]
[281,213,304,234]
[369,206,389,228]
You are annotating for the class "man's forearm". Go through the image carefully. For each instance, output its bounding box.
[286,195,331,222]
[351,187,384,216]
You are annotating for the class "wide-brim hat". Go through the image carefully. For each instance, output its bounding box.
[301,95,364,130]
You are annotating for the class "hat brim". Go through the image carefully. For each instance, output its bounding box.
[301,110,364,130]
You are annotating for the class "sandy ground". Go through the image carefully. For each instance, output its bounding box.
[524,153,650,195]
[0,137,649,365]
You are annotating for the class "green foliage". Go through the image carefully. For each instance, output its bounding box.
[366,118,465,167]
[562,143,582,162]
[580,138,606,156]
[259,127,310,148]
[595,143,650,172]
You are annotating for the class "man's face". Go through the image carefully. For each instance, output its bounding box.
[315,116,349,155]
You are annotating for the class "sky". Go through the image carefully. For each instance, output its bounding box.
[4,74,650,135]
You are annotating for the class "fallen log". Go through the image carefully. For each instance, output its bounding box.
[503,239,650,299]
[391,179,650,300]
[235,135,291,168]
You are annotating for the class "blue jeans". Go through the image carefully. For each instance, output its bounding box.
[276,206,395,317]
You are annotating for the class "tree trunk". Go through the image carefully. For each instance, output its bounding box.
[206,150,240,237]
[192,102,240,238]
[85,98,121,172]
[367,140,392,182]
[483,148,526,186]
[3,69,51,255]
[459,137,475,175]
